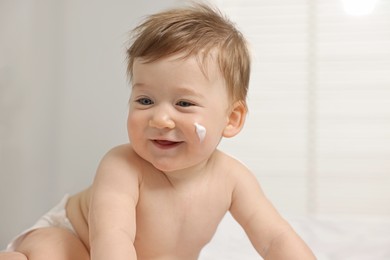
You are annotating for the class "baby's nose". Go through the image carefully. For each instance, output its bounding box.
[149,111,175,129]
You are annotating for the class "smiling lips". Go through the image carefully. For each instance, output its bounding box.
[152,139,182,149]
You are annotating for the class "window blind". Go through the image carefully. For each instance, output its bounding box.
[217,0,390,215]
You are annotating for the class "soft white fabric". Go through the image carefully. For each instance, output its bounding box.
[200,213,390,260]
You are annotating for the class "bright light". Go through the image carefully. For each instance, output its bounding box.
[341,0,378,15]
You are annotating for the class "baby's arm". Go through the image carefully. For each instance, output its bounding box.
[229,167,315,259]
[88,145,140,260]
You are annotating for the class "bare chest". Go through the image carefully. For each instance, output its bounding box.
[134,188,230,258]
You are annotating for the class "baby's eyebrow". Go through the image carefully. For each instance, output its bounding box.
[174,87,204,98]
[132,83,145,89]
[132,83,204,99]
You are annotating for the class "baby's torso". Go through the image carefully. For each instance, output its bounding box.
[134,171,232,259]
[66,152,237,259]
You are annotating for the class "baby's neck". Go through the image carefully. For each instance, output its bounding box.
[158,154,216,190]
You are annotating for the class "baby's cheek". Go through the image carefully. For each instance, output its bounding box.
[127,114,141,140]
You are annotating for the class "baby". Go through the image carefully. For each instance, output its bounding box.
[1,3,315,260]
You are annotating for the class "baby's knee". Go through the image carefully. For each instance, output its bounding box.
[0,252,28,260]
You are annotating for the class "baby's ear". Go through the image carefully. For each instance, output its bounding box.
[223,101,247,138]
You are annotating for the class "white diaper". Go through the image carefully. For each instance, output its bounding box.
[6,194,76,252]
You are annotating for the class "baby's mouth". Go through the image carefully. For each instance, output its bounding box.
[152,139,182,149]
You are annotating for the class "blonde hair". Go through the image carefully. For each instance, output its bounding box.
[127,3,251,110]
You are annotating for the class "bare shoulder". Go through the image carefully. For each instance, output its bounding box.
[91,144,145,202]
[216,150,276,222]
[96,144,144,179]
[101,144,141,165]
[211,150,262,202]
[219,151,312,258]
[214,149,256,184]
[68,143,143,211]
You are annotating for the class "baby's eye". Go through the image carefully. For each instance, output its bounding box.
[136,98,154,106]
[176,100,195,107]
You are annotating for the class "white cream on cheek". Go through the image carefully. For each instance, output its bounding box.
[194,123,207,142]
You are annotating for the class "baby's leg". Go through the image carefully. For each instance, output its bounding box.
[14,227,89,260]
[0,252,27,260]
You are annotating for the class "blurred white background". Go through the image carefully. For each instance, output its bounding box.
[1,0,389,253]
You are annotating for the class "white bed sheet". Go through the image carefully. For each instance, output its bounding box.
[200,213,390,260]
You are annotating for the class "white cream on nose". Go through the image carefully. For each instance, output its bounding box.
[194,123,206,142]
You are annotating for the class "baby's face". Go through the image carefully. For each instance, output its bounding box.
[127,53,231,173]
